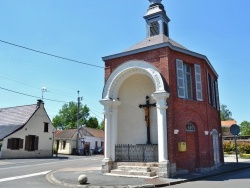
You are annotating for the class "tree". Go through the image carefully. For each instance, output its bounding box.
[98,120,104,130]
[52,101,90,130]
[220,104,233,121]
[85,117,99,129]
[240,121,250,136]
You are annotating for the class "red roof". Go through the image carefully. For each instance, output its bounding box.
[221,120,237,128]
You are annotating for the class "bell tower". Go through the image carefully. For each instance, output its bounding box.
[144,0,170,37]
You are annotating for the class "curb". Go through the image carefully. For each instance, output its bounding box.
[154,164,250,187]
[46,170,155,188]
[45,164,250,188]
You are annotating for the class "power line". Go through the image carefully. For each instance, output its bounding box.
[0,39,105,69]
[0,72,75,98]
[0,86,68,103]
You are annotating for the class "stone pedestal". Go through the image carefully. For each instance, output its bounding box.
[101,159,113,173]
[157,161,176,178]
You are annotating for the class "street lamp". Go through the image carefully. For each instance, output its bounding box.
[41,87,48,100]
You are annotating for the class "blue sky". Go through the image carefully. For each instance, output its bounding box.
[0,0,250,124]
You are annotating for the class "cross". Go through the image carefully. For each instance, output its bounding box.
[139,96,156,144]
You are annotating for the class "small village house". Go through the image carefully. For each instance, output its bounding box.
[54,126,104,155]
[0,100,54,158]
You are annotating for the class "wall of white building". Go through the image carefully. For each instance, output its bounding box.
[56,134,104,155]
[79,135,104,149]
[1,107,54,158]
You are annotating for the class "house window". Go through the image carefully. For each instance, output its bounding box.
[186,123,196,132]
[7,138,23,150]
[150,21,159,36]
[95,141,98,148]
[25,135,39,151]
[176,59,193,100]
[44,122,49,132]
[176,59,203,101]
[62,141,66,150]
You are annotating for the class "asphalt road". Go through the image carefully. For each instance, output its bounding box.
[169,167,250,188]
[0,155,103,188]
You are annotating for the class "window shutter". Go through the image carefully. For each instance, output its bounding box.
[195,64,203,101]
[25,136,29,150]
[211,76,216,107]
[7,138,12,149]
[176,59,185,98]
[207,72,211,104]
[215,81,220,110]
[19,139,23,149]
[34,136,39,150]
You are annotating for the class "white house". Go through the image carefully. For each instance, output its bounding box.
[0,100,54,158]
[55,126,104,155]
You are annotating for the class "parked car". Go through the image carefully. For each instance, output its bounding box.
[90,147,103,155]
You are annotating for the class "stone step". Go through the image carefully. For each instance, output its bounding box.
[110,169,156,177]
[114,162,159,167]
[117,166,151,172]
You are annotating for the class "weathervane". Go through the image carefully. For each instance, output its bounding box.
[149,0,162,4]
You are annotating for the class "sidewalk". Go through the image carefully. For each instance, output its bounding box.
[46,155,250,188]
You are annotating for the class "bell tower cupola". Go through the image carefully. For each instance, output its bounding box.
[144,0,170,37]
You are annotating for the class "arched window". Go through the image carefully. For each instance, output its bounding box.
[186,122,196,132]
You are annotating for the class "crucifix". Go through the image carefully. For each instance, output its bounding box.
[139,96,156,144]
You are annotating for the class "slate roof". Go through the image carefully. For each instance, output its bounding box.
[0,104,38,140]
[125,34,188,52]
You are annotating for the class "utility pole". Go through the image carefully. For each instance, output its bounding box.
[76,90,82,154]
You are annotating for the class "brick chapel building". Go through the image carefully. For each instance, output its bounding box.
[100,0,223,177]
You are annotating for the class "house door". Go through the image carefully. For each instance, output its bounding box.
[212,129,220,166]
[186,123,199,171]
[84,142,90,155]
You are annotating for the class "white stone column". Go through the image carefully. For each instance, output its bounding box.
[110,100,121,161]
[100,99,121,173]
[152,92,169,162]
[100,99,113,161]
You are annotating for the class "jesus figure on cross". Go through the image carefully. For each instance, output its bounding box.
[139,96,156,144]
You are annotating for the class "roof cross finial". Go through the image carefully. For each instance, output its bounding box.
[149,0,162,4]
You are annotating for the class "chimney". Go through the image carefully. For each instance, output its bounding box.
[37,99,44,108]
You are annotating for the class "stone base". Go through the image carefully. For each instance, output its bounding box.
[101,158,113,173]
[158,161,176,178]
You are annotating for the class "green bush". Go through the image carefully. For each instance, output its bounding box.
[238,142,250,154]
[224,141,250,155]
[223,141,235,152]
[240,154,250,159]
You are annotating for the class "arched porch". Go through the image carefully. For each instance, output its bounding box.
[100,60,171,177]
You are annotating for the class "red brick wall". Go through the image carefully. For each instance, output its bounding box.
[103,46,222,171]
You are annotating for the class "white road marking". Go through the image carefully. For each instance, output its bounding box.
[0,171,51,182]
[0,156,102,170]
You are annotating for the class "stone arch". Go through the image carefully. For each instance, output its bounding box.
[102,60,167,99]
[100,60,170,165]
